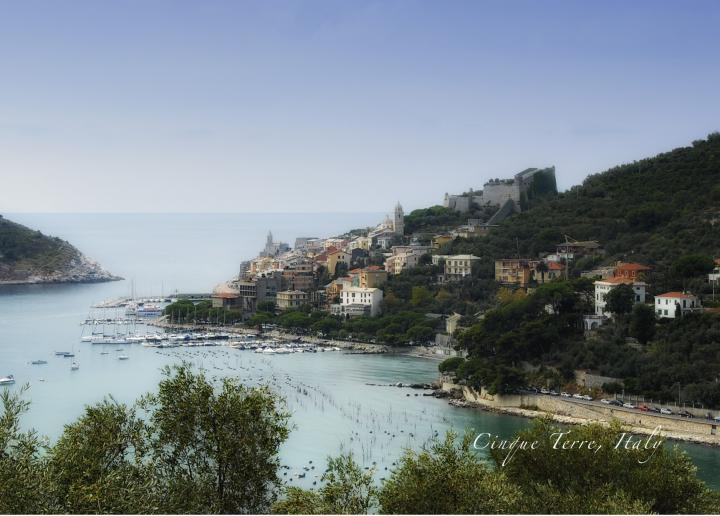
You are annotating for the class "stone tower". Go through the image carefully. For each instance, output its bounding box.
[393,202,404,235]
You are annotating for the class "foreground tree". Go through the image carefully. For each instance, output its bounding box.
[273,454,377,514]
[379,432,524,514]
[492,418,720,514]
[141,365,290,514]
[47,399,154,513]
[0,386,49,514]
[604,283,636,316]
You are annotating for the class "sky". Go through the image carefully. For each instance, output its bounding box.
[1,0,719,213]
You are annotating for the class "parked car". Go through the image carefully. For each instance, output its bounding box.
[572,393,583,399]
[623,403,636,409]
[660,407,673,415]
[582,395,593,401]
[638,404,649,411]
[600,398,612,404]
[549,390,559,396]
[713,415,720,422]
[609,400,623,406]
[560,392,571,398]
[540,388,550,395]
[649,406,661,413]
[678,410,694,418]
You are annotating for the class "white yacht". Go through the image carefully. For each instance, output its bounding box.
[0,375,16,385]
[71,362,80,371]
[118,355,130,360]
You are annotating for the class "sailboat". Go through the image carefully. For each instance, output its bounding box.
[71,362,79,371]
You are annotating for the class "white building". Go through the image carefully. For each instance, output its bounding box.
[593,277,646,317]
[654,292,701,319]
[338,286,383,317]
[442,255,481,281]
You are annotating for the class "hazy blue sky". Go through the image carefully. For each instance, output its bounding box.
[1,0,718,213]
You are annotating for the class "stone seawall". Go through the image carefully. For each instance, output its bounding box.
[443,382,720,446]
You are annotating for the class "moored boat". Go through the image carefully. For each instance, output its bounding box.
[0,375,16,385]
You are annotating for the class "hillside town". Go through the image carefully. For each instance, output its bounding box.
[209,165,720,361]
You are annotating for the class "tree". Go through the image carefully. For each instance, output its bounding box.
[493,418,720,514]
[47,399,154,514]
[672,254,715,279]
[379,432,524,514]
[273,454,377,514]
[0,386,49,514]
[629,303,656,344]
[140,365,290,513]
[535,261,549,284]
[438,356,464,374]
[409,286,432,307]
[257,300,276,313]
[604,283,635,316]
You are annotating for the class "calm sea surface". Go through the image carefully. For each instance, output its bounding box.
[1,213,718,489]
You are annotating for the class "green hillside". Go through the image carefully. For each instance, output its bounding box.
[450,133,720,288]
[0,215,118,283]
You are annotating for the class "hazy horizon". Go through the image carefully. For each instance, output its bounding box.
[2,0,719,214]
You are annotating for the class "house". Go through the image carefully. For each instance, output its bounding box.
[359,266,387,288]
[539,261,565,282]
[556,240,604,261]
[495,258,539,287]
[614,262,652,280]
[325,277,353,304]
[432,234,454,251]
[443,255,481,281]
[593,277,646,317]
[281,260,314,291]
[211,282,240,309]
[709,258,720,282]
[332,286,383,318]
[276,290,309,311]
[654,292,701,319]
[326,248,350,275]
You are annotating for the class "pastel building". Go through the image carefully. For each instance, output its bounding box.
[594,277,646,317]
[333,286,383,318]
[654,292,701,319]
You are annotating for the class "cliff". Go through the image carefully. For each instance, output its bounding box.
[0,215,121,285]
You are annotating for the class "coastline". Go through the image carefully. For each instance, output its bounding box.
[149,319,720,447]
[440,382,720,448]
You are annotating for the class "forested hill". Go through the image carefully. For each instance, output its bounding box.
[0,215,120,284]
[450,133,720,275]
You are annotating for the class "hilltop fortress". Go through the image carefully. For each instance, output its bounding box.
[444,166,557,213]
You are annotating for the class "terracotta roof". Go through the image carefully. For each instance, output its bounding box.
[365,265,383,271]
[597,277,639,285]
[616,262,652,271]
[547,262,565,270]
[656,292,696,299]
[715,258,720,265]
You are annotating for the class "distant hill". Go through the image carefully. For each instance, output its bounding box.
[450,133,720,285]
[0,215,120,284]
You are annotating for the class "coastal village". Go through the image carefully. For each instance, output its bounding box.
[209,165,719,357]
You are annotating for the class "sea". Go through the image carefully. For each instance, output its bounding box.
[0,213,718,489]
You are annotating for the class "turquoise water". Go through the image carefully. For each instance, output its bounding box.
[1,213,719,489]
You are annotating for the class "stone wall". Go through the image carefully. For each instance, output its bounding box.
[442,382,720,443]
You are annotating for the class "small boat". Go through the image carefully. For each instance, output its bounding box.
[71,362,80,371]
[55,351,71,356]
[62,353,75,358]
[100,351,110,355]
[0,375,16,385]
[31,360,48,365]
[118,355,129,360]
